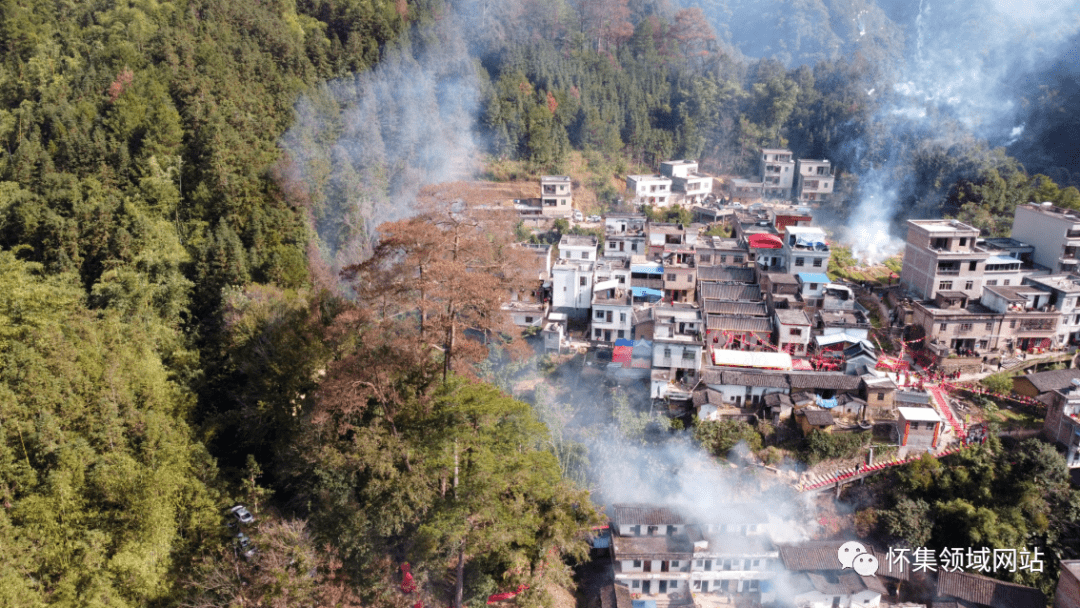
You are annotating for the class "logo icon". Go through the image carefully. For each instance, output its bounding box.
[852,553,879,576]
[837,541,868,569]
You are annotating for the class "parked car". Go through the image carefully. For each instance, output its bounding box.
[228,505,254,525]
[235,532,257,560]
[573,210,584,222]
[587,215,602,222]
[730,202,745,209]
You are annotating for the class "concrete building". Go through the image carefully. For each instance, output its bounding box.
[558,234,598,262]
[897,406,942,455]
[980,285,1060,353]
[774,309,812,356]
[1023,274,1080,346]
[696,236,750,267]
[591,283,633,344]
[1011,202,1080,274]
[603,214,648,259]
[783,226,830,273]
[760,148,795,199]
[1043,383,1080,468]
[900,219,988,300]
[540,175,573,217]
[728,178,763,200]
[551,259,594,316]
[627,175,673,206]
[794,159,834,203]
[660,160,712,205]
[651,305,705,399]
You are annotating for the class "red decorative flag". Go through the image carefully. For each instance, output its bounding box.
[487,585,530,605]
[401,563,417,594]
[612,339,633,364]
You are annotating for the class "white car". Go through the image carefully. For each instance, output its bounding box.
[573,211,584,222]
[229,505,254,525]
[587,215,602,222]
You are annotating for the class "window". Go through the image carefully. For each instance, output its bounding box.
[632,580,640,590]
[877,392,885,401]
[813,258,823,267]
[617,330,625,339]
[664,348,672,358]
[594,329,601,338]
[940,323,948,331]
[790,328,802,336]
[608,242,616,249]
[695,561,703,568]
[1004,279,1011,285]
[671,560,679,567]
[959,238,967,246]
[699,254,711,264]
[1010,319,1017,328]
[618,276,625,284]
[910,422,919,430]
[581,251,588,259]
[668,274,676,281]
[795,257,805,267]
[986,322,994,331]
[986,280,998,286]
[720,255,727,263]
[620,313,626,322]
[939,281,953,290]
[809,283,819,290]
[524,316,533,324]
[596,310,604,320]
[630,526,641,535]
[647,525,659,535]
[670,581,678,589]
[682,350,695,360]
[580,277,587,286]
[965,281,974,290]
[733,256,744,263]
[960,323,973,331]
[633,560,642,569]
[969,261,977,270]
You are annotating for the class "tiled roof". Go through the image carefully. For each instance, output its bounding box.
[935,570,1045,608]
[706,314,772,332]
[611,504,685,526]
[1017,368,1080,393]
[722,369,790,388]
[787,372,861,391]
[805,572,888,596]
[698,266,755,283]
[611,534,693,559]
[700,283,761,301]
[802,410,835,426]
[704,301,768,316]
[779,541,874,571]
[692,388,724,407]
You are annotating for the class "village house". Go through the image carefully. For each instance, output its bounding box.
[661,248,697,303]
[630,261,665,304]
[501,243,552,328]
[795,272,831,309]
[627,174,673,206]
[760,148,795,199]
[977,236,1045,288]
[860,373,898,420]
[559,233,598,262]
[700,367,790,409]
[540,175,573,217]
[777,541,888,608]
[1042,382,1080,468]
[1012,367,1080,398]
[794,159,834,203]
[1022,274,1080,346]
[698,265,756,286]
[935,570,1045,608]
[897,406,943,456]
[727,178,764,200]
[603,214,648,258]
[797,409,835,435]
[900,219,988,300]
[814,309,872,352]
[783,226,830,273]
[651,304,705,400]
[609,504,776,600]
[1054,560,1080,608]
[551,259,594,317]
[774,308,812,356]
[660,160,712,205]
[821,283,856,311]
[591,284,633,344]
[1010,202,1080,274]
[696,236,750,267]
[760,271,801,310]
[980,284,1061,353]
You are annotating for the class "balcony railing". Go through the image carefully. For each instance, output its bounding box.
[1067,230,1080,239]
[936,269,961,275]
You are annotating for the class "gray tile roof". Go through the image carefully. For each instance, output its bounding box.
[611,504,685,526]
[787,372,861,391]
[721,369,790,388]
[1016,368,1080,393]
[802,410,835,426]
[704,301,769,316]
[706,314,772,332]
[698,266,755,283]
[805,572,888,596]
[779,541,873,571]
[935,570,1045,608]
[700,283,761,301]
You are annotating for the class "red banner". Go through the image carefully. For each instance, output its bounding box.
[487,585,529,604]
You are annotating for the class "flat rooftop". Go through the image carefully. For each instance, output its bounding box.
[560,234,598,247]
[908,219,980,232]
[1024,274,1080,293]
[541,175,570,182]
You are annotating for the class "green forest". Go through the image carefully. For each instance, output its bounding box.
[1,0,1078,606]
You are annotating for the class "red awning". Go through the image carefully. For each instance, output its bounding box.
[791,358,814,370]
[748,233,783,249]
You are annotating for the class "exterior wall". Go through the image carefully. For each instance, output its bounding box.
[560,244,597,261]
[776,321,811,355]
[627,176,673,206]
[509,310,544,327]
[604,236,647,258]
[705,382,787,407]
[592,304,633,343]
[653,342,704,371]
[899,420,940,451]
[760,150,794,198]
[900,221,986,300]
[995,312,1060,351]
[795,160,834,203]
[1012,205,1080,273]
[863,389,895,419]
[1043,393,1080,467]
[1053,562,1080,608]
[663,267,697,303]
[552,264,593,311]
[787,250,829,273]
[660,161,696,178]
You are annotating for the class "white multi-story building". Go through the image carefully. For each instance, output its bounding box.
[794,159,834,203]
[760,148,795,199]
[591,283,633,344]
[783,226,830,273]
[1024,274,1080,346]
[540,175,573,217]
[660,160,713,205]
[558,234,598,262]
[551,259,594,316]
[1011,202,1080,274]
[627,175,673,206]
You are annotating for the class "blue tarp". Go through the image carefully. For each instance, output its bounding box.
[632,286,664,298]
[816,396,839,409]
[633,601,657,608]
[615,338,634,347]
[631,264,664,275]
